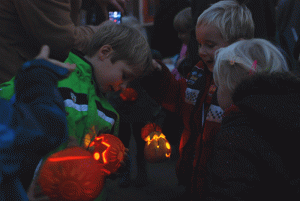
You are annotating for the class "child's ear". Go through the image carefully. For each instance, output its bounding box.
[98,45,113,61]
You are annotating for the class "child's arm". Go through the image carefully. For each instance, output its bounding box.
[140,59,187,114]
[0,46,74,201]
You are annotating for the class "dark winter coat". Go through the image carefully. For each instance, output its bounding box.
[203,72,300,200]
[0,59,69,200]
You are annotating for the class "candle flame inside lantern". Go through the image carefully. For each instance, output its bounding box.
[145,133,167,146]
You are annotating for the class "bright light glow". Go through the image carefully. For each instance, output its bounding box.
[166,142,170,149]
[145,133,166,146]
[101,141,111,164]
[94,152,100,161]
[49,156,91,162]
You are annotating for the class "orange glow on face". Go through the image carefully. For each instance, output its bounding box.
[48,156,91,162]
[166,153,171,157]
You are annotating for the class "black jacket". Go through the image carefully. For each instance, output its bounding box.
[203,73,300,200]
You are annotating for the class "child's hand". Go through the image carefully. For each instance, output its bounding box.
[36,45,76,76]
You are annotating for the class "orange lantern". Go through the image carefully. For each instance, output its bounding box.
[144,131,172,163]
[141,122,162,140]
[119,88,138,101]
[38,147,106,201]
[88,134,125,175]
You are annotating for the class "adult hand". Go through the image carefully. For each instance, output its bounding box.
[95,0,130,20]
[35,45,76,76]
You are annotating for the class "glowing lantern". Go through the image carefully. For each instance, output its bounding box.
[119,88,138,101]
[144,131,172,163]
[89,134,125,175]
[141,122,162,140]
[38,147,106,201]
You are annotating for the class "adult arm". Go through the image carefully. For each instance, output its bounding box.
[13,0,101,55]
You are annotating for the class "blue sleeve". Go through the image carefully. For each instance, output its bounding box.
[0,59,69,200]
[13,59,69,153]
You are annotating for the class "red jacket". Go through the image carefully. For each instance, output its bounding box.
[141,60,214,186]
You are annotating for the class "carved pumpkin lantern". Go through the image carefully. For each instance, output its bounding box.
[141,122,162,140]
[38,147,106,201]
[144,131,172,163]
[119,87,138,101]
[88,134,125,175]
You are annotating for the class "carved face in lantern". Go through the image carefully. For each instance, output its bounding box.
[144,131,172,163]
[141,122,162,140]
[38,147,106,201]
[88,134,125,175]
[119,87,138,101]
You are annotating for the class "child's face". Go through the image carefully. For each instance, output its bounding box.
[196,24,229,72]
[88,46,137,93]
[94,59,135,93]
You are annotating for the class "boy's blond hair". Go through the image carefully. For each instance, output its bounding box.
[173,7,193,33]
[213,38,290,93]
[85,21,153,76]
[197,0,254,43]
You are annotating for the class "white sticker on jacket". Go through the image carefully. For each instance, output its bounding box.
[185,88,200,105]
[206,104,224,123]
